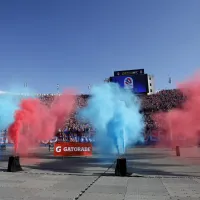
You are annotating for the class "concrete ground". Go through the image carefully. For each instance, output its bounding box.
[0,146,200,199]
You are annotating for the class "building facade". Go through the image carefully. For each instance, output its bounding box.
[147,75,156,95]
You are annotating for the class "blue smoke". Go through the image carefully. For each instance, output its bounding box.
[0,94,20,131]
[78,82,144,155]
[0,85,36,131]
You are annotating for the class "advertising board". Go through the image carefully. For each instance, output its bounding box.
[54,142,92,157]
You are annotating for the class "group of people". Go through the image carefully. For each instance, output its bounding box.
[141,89,185,131]
[39,89,185,139]
[39,94,94,142]
[0,89,186,145]
[55,129,95,143]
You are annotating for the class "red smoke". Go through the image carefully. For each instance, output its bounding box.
[8,91,76,156]
[154,73,200,147]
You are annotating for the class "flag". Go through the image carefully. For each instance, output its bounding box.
[168,77,172,84]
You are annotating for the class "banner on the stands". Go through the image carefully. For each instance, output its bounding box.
[54,142,92,157]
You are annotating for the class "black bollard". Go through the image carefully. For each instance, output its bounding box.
[175,146,180,156]
[115,157,127,176]
[7,156,23,172]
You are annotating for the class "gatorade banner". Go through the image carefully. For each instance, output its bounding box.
[54,142,92,157]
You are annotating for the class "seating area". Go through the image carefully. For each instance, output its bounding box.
[38,89,185,135]
[0,89,186,144]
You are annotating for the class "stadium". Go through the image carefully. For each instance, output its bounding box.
[1,0,200,199]
[0,70,200,200]
[0,68,186,148]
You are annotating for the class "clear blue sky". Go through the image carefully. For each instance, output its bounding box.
[0,0,200,94]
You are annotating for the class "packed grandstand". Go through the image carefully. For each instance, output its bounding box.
[40,89,184,141]
[0,88,185,145]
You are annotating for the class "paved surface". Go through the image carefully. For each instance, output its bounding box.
[0,147,200,199]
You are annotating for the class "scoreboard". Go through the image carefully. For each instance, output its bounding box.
[110,69,149,94]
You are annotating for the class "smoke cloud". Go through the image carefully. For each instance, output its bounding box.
[78,82,144,155]
[8,90,76,155]
[154,72,200,147]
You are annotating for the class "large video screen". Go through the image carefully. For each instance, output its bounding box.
[110,74,149,94]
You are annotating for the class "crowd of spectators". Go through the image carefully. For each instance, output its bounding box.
[0,89,186,141]
[39,94,94,142]
[0,89,187,145]
[38,89,186,138]
[141,89,185,131]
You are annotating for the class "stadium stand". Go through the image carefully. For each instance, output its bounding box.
[39,89,185,139]
[0,89,186,143]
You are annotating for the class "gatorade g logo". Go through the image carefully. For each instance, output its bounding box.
[56,146,62,152]
[124,77,133,89]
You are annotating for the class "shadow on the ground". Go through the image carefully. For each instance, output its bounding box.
[1,148,200,178]
[125,152,169,160]
[0,155,115,173]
